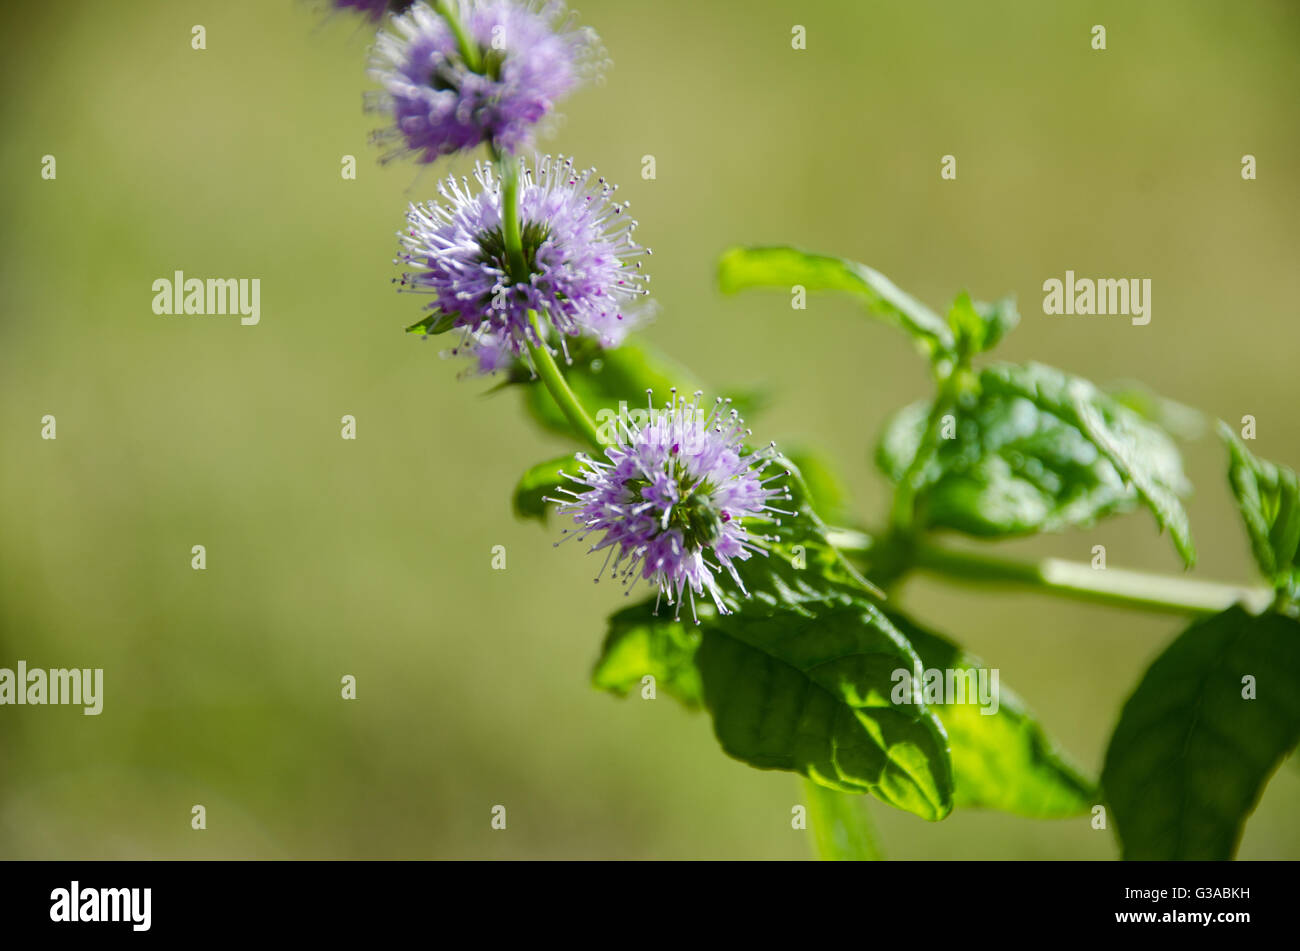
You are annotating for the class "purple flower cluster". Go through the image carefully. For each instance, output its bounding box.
[396,155,651,371]
[553,392,792,623]
[368,0,604,162]
[335,0,413,21]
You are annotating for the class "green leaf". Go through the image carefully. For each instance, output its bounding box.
[948,292,1020,358]
[876,400,931,484]
[1219,423,1300,601]
[884,610,1095,817]
[1101,605,1300,859]
[971,296,1020,353]
[1107,381,1206,442]
[595,594,953,820]
[405,311,459,336]
[592,602,704,708]
[780,448,850,525]
[980,362,1195,566]
[591,460,950,820]
[718,245,954,354]
[703,601,952,818]
[574,420,948,818]
[876,393,1143,538]
[511,454,574,523]
[750,453,884,600]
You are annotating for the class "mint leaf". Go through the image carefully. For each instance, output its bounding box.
[1219,423,1300,601]
[980,362,1195,566]
[948,292,1019,358]
[1101,605,1300,859]
[780,448,850,525]
[590,456,950,820]
[405,310,458,336]
[512,454,573,522]
[596,594,954,821]
[718,245,954,355]
[885,611,1095,818]
[1107,381,1206,441]
[700,604,951,818]
[592,604,703,708]
[877,393,1140,538]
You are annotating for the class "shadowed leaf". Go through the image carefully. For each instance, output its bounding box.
[1102,606,1300,859]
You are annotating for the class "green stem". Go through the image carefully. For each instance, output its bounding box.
[435,1,483,73]
[826,527,1273,616]
[489,145,600,451]
[889,366,971,534]
[495,150,528,282]
[913,542,1272,615]
[889,400,948,533]
[526,313,603,450]
[802,778,883,861]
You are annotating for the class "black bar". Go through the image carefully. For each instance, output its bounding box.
[0,860,1283,938]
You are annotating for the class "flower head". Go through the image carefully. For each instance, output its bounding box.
[553,391,793,623]
[397,155,652,372]
[335,0,414,21]
[368,0,604,162]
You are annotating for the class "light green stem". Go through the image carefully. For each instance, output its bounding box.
[912,542,1272,615]
[889,394,952,532]
[496,151,528,282]
[802,778,883,861]
[435,1,483,73]
[526,314,603,451]
[888,365,971,534]
[826,527,1273,616]
[487,144,601,451]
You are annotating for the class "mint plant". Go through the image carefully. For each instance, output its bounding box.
[339,0,1300,860]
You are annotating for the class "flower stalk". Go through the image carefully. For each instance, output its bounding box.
[482,139,602,450]
[803,778,883,861]
[494,148,529,282]
[434,0,483,73]
[826,527,1274,616]
[525,312,602,450]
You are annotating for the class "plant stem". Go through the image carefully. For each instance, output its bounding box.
[435,0,483,73]
[889,397,950,533]
[888,365,971,535]
[496,151,529,281]
[488,145,602,451]
[802,778,883,861]
[850,533,1272,616]
[526,313,603,450]
[912,541,1273,615]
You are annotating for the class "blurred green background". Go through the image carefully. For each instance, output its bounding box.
[2,0,1297,859]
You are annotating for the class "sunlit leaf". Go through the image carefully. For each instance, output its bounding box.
[887,610,1095,818]
[718,245,954,354]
